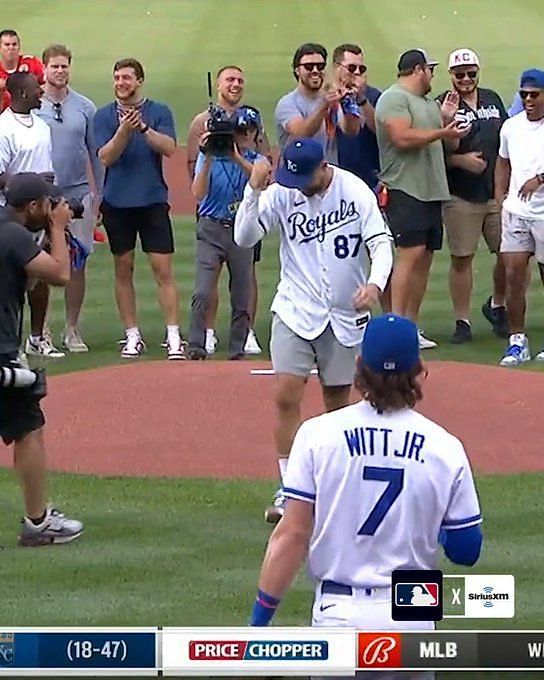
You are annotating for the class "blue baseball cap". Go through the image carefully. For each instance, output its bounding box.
[360,314,420,374]
[520,69,544,89]
[234,105,262,130]
[275,138,324,189]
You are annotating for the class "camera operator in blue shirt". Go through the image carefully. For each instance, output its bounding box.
[188,105,264,360]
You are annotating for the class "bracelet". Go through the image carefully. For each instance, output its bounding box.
[140,124,149,134]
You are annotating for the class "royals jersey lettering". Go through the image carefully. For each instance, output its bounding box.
[234,166,393,345]
[283,401,482,588]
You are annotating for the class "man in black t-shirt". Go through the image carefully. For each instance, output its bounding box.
[0,172,83,546]
[438,48,509,344]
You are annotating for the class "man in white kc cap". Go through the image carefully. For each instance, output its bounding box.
[438,48,509,345]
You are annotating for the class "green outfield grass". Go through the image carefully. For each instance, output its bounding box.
[5,0,544,140]
[0,471,542,630]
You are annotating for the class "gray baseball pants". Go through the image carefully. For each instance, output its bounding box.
[189,216,252,357]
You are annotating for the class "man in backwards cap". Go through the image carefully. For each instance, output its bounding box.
[249,314,482,642]
[0,172,83,546]
[495,68,544,366]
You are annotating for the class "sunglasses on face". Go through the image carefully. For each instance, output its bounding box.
[298,62,326,72]
[52,102,63,123]
[338,62,367,75]
[519,90,541,100]
[453,70,478,80]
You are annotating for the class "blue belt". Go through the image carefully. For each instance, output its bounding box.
[321,580,373,597]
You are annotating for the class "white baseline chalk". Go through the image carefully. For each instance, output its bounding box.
[250,368,319,376]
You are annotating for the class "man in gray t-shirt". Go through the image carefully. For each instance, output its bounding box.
[37,44,104,354]
[275,42,359,164]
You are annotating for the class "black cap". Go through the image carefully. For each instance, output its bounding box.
[5,172,61,208]
[397,48,438,72]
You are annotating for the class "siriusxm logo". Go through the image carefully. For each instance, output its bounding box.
[287,199,361,243]
[468,586,509,607]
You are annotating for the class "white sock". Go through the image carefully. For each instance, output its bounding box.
[491,298,502,309]
[459,319,471,326]
[278,458,289,484]
[206,328,215,337]
[125,327,140,339]
[509,333,526,346]
[167,324,180,337]
[30,333,41,343]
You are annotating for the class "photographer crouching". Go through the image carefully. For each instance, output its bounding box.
[188,105,265,360]
[0,172,83,546]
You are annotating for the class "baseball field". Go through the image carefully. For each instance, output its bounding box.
[2,0,544,671]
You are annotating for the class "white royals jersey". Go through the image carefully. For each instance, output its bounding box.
[234,166,393,346]
[283,401,482,588]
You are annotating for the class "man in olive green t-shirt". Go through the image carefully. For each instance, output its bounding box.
[375,48,469,348]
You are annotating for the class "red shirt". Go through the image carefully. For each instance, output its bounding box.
[0,54,44,112]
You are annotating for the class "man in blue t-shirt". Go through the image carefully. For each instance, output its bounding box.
[189,106,263,360]
[94,58,184,360]
[333,43,382,190]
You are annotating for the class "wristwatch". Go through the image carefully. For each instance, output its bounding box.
[140,124,150,134]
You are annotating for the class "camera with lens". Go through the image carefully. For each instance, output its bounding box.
[201,104,236,157]
[50,195,84,220]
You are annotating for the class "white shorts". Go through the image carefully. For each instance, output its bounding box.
[500,208,544,263]
[69,193,95,255]
[311,581,434,680]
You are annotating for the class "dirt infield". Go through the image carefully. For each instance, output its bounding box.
[27,360,544,478]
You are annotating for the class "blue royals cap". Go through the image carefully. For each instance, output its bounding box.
[361,314,420,375]
[520,68,544,89]
[275,138,324,189]
[234,105,262,130]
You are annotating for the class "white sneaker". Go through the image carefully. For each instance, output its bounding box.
[25,335,65,358]
[244,328,262,355]
[205,329,218,355]
[19,506,83,547]
[166,335,187,361]
[534,348,544,362]
[62,329,89,353]
[418,329,437,350]
[500,334,531,367]
[121,334,146,358]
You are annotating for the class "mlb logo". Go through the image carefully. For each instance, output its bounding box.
[395,583,439,606]
[392,570,443,621]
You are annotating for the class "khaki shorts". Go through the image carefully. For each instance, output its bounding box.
[270,314,360,387]
[443,196,501,257]
[69,193,95,254]
[500,208,544,263]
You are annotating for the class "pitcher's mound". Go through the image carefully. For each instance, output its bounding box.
[24,360,544,478]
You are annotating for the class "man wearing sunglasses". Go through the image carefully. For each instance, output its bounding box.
[376,49,468,350]
[495,69,544,366]
[275,43,359,165]
[37,44,104,354]
[333,43,381,191]
[438,49,509,345]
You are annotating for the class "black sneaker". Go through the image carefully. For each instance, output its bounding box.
[450,320,472,344]
[188,346,207,360]
[482,297,509,338]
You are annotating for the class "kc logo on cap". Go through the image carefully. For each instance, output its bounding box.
[286,159,298,173]
[448,48,480,69]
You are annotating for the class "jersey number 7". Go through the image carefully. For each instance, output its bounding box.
[358,466,405,536]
